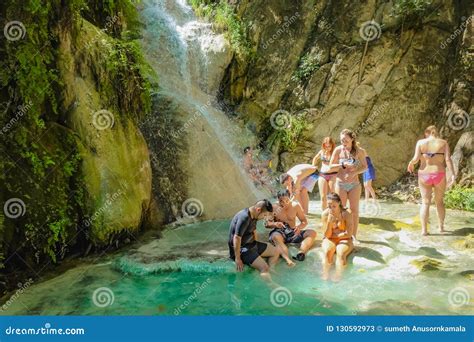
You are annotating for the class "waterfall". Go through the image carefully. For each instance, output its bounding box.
[139,0,268,219]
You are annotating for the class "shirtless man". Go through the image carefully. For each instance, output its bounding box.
[265,190,317,266]
[279,164,318,214]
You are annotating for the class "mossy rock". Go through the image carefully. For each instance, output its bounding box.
[453,234,474,250]
[410,257,444,272]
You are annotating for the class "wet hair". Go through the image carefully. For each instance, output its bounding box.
[279,173,291,184]
[424,125,439,138]
[327,192,344,211]
[243,146,251,154]
[277,189,290,199]
[321,136,335,155]
[255,199,273,213]
[341,128,358,156]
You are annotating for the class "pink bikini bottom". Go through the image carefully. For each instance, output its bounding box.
[418,171,445,185]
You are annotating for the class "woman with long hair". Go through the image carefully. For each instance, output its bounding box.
[329,129,368,241]
[321,192,354,281]
[312,137,337,209]
[407,125,456,235]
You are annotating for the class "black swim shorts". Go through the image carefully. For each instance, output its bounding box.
[229,241,268,265]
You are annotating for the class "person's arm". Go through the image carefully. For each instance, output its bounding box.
[312,151,321,166]
[445,141,456,187]
[295,203,308,233]
[351,149,368,175]
[264,218,285,229]
[264,206,285,229]
[342,211,354,239]
[328,146,343,169]
[407,141,422,173]
[322,211,332,239]
[233,235,244,272]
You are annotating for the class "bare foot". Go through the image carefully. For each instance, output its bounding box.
[285,259,296,267]
[422,231,429,236]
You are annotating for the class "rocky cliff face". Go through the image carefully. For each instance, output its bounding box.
[0,0,158,282]
[219,0,473,186]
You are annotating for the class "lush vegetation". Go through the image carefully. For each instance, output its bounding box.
[391,0,432,29]
[291,52,320,83]
[189,0,254,60]
[0,0,152,275]
[444,185,474,212]
[267,110,311,152]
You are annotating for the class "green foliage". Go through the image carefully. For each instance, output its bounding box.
[268,111,310,152]
[291,53,320,83]
[444,185,474,211]
[391,0,432,27]
[103,40,152,120]
[189,0,254,60]
[0,0,151,268]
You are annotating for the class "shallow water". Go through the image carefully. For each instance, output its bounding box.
[1,201,473,315]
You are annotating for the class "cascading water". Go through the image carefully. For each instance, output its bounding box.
[139,0,267,219]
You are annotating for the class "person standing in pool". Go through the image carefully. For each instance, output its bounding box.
[265,190,317,266]
[407,125,456,235]
[312,137,337,209]
[329,129,367,241]
[228,200,280,279]
[363,154,377,202]
[321,192,354,281]
[279,164,319,214]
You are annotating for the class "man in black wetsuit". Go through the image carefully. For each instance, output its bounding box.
[228,200,280,277]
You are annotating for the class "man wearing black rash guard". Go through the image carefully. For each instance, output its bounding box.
[228,200,280,278]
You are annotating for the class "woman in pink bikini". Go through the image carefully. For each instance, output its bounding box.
[329,129,368,241]
[312,137,337,209]
[407,125,456,235]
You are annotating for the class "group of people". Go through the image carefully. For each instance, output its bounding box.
[229,126,456,281]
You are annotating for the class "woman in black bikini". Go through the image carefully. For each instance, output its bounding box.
[312,137,337,209]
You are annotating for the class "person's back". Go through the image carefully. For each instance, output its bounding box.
[419,137,447,173]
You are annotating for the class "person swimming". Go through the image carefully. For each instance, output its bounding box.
[321,192,354,282]
[407,125,456,235]
[312,137,338,209]
[328,129,368,242]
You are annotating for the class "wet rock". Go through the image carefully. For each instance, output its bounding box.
[410,257,444,272]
